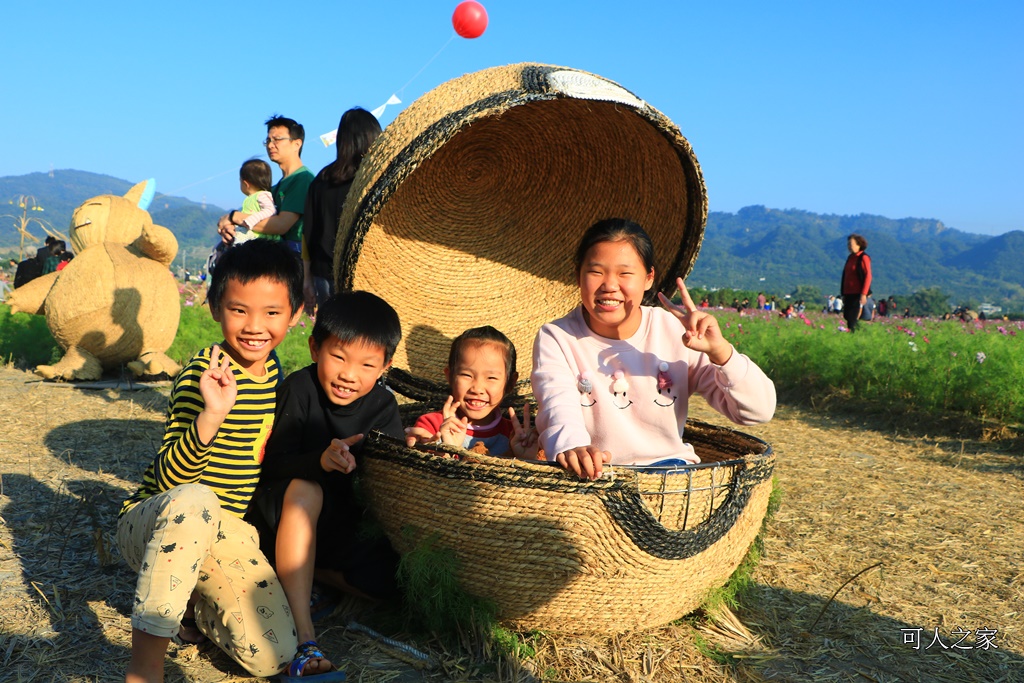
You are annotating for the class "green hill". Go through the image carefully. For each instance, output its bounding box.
[688,206,1023,310]
[3,171,1022,310]
[0,170,225,260]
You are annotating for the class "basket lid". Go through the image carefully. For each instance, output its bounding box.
[334,63,707,400]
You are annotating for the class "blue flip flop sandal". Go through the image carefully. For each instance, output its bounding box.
[276,640,346,682]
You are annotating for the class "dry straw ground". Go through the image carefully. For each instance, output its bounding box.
[1,365,1021,682]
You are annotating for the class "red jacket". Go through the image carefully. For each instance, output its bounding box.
[841,252,871,297]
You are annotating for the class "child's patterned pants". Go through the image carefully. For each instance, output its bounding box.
[116,483,297,676]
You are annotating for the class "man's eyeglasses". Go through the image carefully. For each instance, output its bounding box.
[263,136,293,146]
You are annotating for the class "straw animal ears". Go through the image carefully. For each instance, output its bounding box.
[6,180,183,382]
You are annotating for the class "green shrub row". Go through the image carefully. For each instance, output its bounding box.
[4,298,1022,426]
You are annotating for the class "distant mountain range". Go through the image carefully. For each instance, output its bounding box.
[3,170,1022,309]
[0,170,225,259]
[688,206,1024,309]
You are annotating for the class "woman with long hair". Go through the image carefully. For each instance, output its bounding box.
[840,233,872,332]
[302,107,382,312]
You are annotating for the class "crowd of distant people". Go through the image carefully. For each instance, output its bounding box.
[10,235,74,289]
[825,292,905,320]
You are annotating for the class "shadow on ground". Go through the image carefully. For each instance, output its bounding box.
[733,583,1022,682]
[776,390,1024,479]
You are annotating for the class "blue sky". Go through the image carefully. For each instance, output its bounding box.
[2,1,1021,235]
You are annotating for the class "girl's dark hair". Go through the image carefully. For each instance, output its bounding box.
[447,326,518,396]
[312,290,402,363]
[325,107,382,185]
[848,233,868,251]
[207,239,303,314]
[240,159,272,193]
[573,218,656,277]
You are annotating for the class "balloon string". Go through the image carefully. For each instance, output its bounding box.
[150,34,452,200]
[155,165,252,199]
[396,33,456,97]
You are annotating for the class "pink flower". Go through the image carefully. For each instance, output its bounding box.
[184,299,194,307]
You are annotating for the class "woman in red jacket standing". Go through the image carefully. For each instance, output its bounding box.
[841,233,872,332]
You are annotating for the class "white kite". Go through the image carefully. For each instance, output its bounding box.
[320,94,401,147]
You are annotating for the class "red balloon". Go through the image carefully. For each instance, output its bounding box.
[452,1,488,39]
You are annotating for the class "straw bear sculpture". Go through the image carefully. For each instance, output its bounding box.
[7,180,182,381]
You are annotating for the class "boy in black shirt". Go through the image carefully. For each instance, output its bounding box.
[251,291,403,678]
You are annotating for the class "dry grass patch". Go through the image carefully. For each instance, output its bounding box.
[1,366,1021,682]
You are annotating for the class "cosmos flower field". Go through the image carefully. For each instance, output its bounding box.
[719,307,1024,427]
[4,288,1022,427]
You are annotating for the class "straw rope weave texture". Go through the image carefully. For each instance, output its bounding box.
[45,244,180,364]
[361,421,773,633]
[6,184,182,380]
[335,63,707,400]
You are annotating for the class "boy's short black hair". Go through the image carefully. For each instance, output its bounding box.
[265,114,305,155]
[312,291,401,363]
[207,239,303,314]
[447,326,518,396]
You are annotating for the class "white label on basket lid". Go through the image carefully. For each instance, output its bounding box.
[547,70,646,109]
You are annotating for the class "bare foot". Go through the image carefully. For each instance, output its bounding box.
[288,641,335,676]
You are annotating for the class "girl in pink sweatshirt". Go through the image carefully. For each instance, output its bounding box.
[531,219,776,480]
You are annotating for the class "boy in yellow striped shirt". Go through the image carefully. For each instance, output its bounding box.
[117,239,307,682]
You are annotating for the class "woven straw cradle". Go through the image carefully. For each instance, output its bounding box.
[364,424,773,634]
[335,63,707,401]
[336,63,774,632]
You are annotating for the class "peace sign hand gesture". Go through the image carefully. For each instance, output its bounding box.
[199,344,238,418]
[194,344,238,445]
[437,395,470,448]
[657,277,733,366]
[508,402,540,459]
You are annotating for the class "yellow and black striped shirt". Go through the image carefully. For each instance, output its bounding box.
[120,345,280,518]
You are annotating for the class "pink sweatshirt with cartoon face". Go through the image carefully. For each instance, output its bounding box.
[531,306,776,466]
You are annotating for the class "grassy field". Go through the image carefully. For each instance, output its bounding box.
[718,307,1024,427]
[4,288,1022,428]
